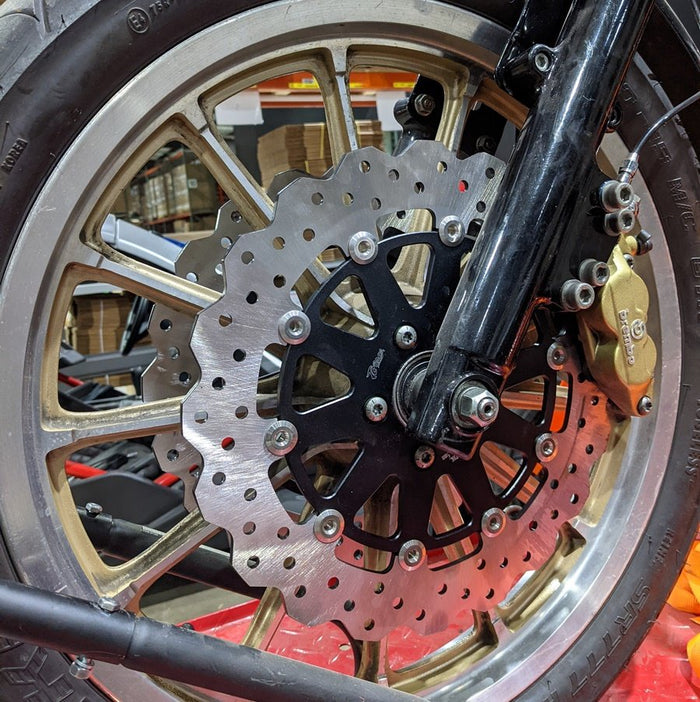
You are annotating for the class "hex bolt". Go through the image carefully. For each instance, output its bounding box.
[278,309,311,345]
[623,252,635,269]
[364,396,388,423]
[264,420,299,456]
[348,231,378,264]
[414,445,435,469]
[452,382,499,429]
[599,180,635,212]
[533,51,552,73]
[85,502,103,517]
[394,324,418,350]
[637,395,653,415]
[413,93,436,117]
[97,597,120,613]
[604,208,636,236]
[535,433,558,463]
[546,342,568,370]
[578,259,610,287]
[438,215,465,247]
[69,655,94,680]
[398,539,427,571]
[481,508,507,538]
[314,509,345,543]
[560,279,595,311]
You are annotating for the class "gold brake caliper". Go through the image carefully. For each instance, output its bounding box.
[577,236,656,416]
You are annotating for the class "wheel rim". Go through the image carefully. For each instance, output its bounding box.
[0,2,680,700]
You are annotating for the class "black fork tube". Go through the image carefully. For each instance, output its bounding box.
[408,0,652,443]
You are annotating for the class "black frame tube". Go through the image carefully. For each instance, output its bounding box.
[409,0,652,443]
[0,578,418,702]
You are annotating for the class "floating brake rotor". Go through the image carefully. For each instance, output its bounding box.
[172,141,611,640]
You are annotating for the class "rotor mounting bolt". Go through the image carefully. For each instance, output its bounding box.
[413,93,436,117]
[348,231,378,264]
[278,309,311,345]
[314,509,345,543]
[637,395,653,416]
[546,342,568,370]
[452,382,499,429]
[264,420,299,456]
[438,215,465,247]
[394,324,418,350]
[600,180,635,212]
[604,208,636,237]
[414,445,435,469]
[535,433,558,463]
[398,539,427,571]
[364,396,388,423]
[97,597,119,613]
[560,279,595,311]
[578,259,610,287]
[69,655,94,680]
[85,502,103,517]
[482,507,507,538]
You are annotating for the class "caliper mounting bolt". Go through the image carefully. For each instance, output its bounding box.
[399,539,427,571]
[604,208,636,237]
[364,396,388,423]
[482,508,507,537]
[637,395,653,415]
[264,420,299,456]
[451,382,499,429]
[560,279,595,311]
[314,509,345,543]
[535,433,558,463]
[578,259,610,287]
[414,445,435,469]
[599,179,635,212]
[413,93,436,117]
[69,655,94,680]
[394,324,418,350]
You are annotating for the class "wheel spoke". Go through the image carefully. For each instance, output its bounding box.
[241,588,286,650]
[74,246,218,315]
[356,638,389,683]
[292,397,364,448]
[97,508,220,609]
[506,345,548,388]
[43,397,181,453]
[318,44,359,164]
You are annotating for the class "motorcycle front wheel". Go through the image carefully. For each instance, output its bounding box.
[0,1,698,700]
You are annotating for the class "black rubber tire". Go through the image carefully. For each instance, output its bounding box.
[0,2,697,701]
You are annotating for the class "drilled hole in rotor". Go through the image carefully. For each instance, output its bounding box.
[230,210,242,223]
[550,509,559,519]
[212,472,226,485]
[235,406,248,419]
[414,182,425,194]
[273,275,286,288]
[303,228,315,242]
[283,556,296,570]
[233,349,246,362]
[500,557,508,568]
[221,237,233,249]
[360,160,371,173]
[243,521,256,535]
[570,493,579,504]
[353,549,363,561]
[311,192,324,205]
[415,609,426,621]
[344,600,355,612]
[371,197,381,210]
[485,589,495,600]
[485,167,495,178]
[328,577,339,589]
[529,520,538,531]
[364,619,375,631]
[438,583,448,595]
[246,291,258,304]
[273,236,285,250]
[294,586,306,598]
[168,346,179,359]
[244,488,257,501]
[523,551,532,562]
[221,437,235,451]
[212,377,226,390]
[247,556,260,569]
[388,169,399,181]
[476,201,486,213]
[591,395,600,405]
[374,582,384,594]
[459,180,468,192]
[194,411,208,424]
[160,319,172,331]
[179,372,191,386]
[461,589,470,600]
[568,463,577,474]
[392,597,404,609]
[437,161,447,173]
[476,558,486,570]
[241,251,254,264]
[342,192,354,206]
[167,449,179,462]
[585,444,594,455]
[550,479,559,489]
[277,527,290,540]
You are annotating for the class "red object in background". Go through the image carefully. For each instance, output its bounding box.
[188,601,700,699]
[65,460,105,479]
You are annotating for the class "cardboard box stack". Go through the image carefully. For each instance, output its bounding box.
[257,120,384,189]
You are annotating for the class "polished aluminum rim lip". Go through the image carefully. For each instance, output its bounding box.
[0,2,679,700]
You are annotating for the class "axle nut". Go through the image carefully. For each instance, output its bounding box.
[452,382,499,429]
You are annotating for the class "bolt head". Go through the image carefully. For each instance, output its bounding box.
[535,433,558,463]
[604,209,636,236]
[414,445,435,469]
[482,508,507,537]
[533,51,552,73]
[438,216,465,247]
[394,325,418,350]
[398,539,426,571]
[561,280,595,311]
[69,656,94,680]
[264,420,298,456]
[85,502,103,517]
[348,231,378,264]
[364,396,388,422]
[314,509,345,543]
[97,597,119,613]
[546,342,568,370]
[414,93,436,116]
[278,310,311,345]
[637,395,653,415]
[452,382,499,429]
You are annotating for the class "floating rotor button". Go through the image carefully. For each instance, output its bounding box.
[264,420,298,456]
[348,231,378,264]
[314,509,345,543]
[482,508,507,537]
[278,310,311,345]
[399,539,427,571]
